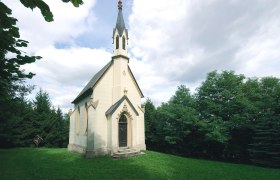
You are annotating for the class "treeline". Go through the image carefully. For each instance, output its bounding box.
[0,87,69,148]
[1,1,68,148]
[145,71,280,168]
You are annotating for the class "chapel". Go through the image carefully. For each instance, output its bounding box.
[68,0,146,158]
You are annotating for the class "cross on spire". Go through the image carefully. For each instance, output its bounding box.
[118,0,122,10]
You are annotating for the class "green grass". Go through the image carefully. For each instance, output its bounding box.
[0,148,279,180]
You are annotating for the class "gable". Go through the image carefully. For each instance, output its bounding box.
[72,59,144,104]
[72,61,113,104]
[128,65,144,98]
[105,95,139,116]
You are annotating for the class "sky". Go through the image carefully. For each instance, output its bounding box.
[3,0,280,112]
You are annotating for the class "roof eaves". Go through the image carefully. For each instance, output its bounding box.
[72,60,113,104]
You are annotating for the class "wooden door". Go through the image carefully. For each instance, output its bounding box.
[119,114,127,147]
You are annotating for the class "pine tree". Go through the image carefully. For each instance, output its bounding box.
[144,98,157,149]
[249,110,280,167]
[249,77,280,167]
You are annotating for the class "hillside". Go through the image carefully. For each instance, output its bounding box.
[0,148,279,179]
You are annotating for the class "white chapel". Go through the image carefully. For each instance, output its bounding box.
[68,0,146,158]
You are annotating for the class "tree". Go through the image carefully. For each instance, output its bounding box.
[144,98,157,149]
[32,90,69,147]
[0,2,40,103]
[0,0,83,148]
[155,86,224,158]
[1,0,84,98]
[0,0,84,89]
[196,71,246,122]
[0,84,39,148]
[249,77,280,167]
[196,71,254,161]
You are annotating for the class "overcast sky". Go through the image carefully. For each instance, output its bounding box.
[3,0,280,112]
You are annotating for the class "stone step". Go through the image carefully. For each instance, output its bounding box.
[118,147,137,153]
[112,148,145,159]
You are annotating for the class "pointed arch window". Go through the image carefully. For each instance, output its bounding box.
[122,36,126,50]
[116,36,119,49]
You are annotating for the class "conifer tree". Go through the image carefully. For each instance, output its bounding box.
[144,98,157,149]
[249,77,280,167]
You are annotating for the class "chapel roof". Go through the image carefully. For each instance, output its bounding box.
[72,60,113,104]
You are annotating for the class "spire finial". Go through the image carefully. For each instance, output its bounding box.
[118,0,122,10]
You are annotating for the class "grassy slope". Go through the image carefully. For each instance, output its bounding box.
[0,148,279,180]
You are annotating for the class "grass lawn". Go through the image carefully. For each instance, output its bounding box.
[0,148,279,180]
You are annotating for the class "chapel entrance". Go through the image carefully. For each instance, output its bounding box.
[119,113,127,147]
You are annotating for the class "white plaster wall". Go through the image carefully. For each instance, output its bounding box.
[137,110,145,145]
[126,69,143,108]
[69,110,75,145]
[112,57,129,103]
[92,65,114,150]
[126,68,145,147]
[111,113,118,150]
[72,96,91,148]
[87,105,95,150]
[107,115,113,150]
[113,31,128,57]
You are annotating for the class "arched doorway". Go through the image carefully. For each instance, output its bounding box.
[119,113,127,147]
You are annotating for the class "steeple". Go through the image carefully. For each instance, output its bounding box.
[113,0,128,58]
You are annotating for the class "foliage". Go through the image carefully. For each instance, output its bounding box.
[0,0,82,149]
[145,71,280,167]
[18,0,83,22]
[0,89,69,148]
[249,77,280,167]
[0,2,41,96]
[0,148,279,180]
[144,98,157,148]
[32,90,69,147]
[0,0,84,89]
[146,85,228,159]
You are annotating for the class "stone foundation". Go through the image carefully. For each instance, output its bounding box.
[68,144,86,154]
[133,144,146,151]
[68,143,146,158]
[85,147,108,158]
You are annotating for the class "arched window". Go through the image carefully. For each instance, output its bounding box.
[84,103,88,134]
[76,106,80,134]
[116,36,119,49]
[122,36,126,50]
[119,113,127,123]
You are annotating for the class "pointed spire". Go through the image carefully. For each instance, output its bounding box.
[114,0,128,37]
[113,0,128,58]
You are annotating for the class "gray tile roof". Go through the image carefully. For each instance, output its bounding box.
[72,60,113,104]
[105,95,139,116]
[113,7,128,37]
